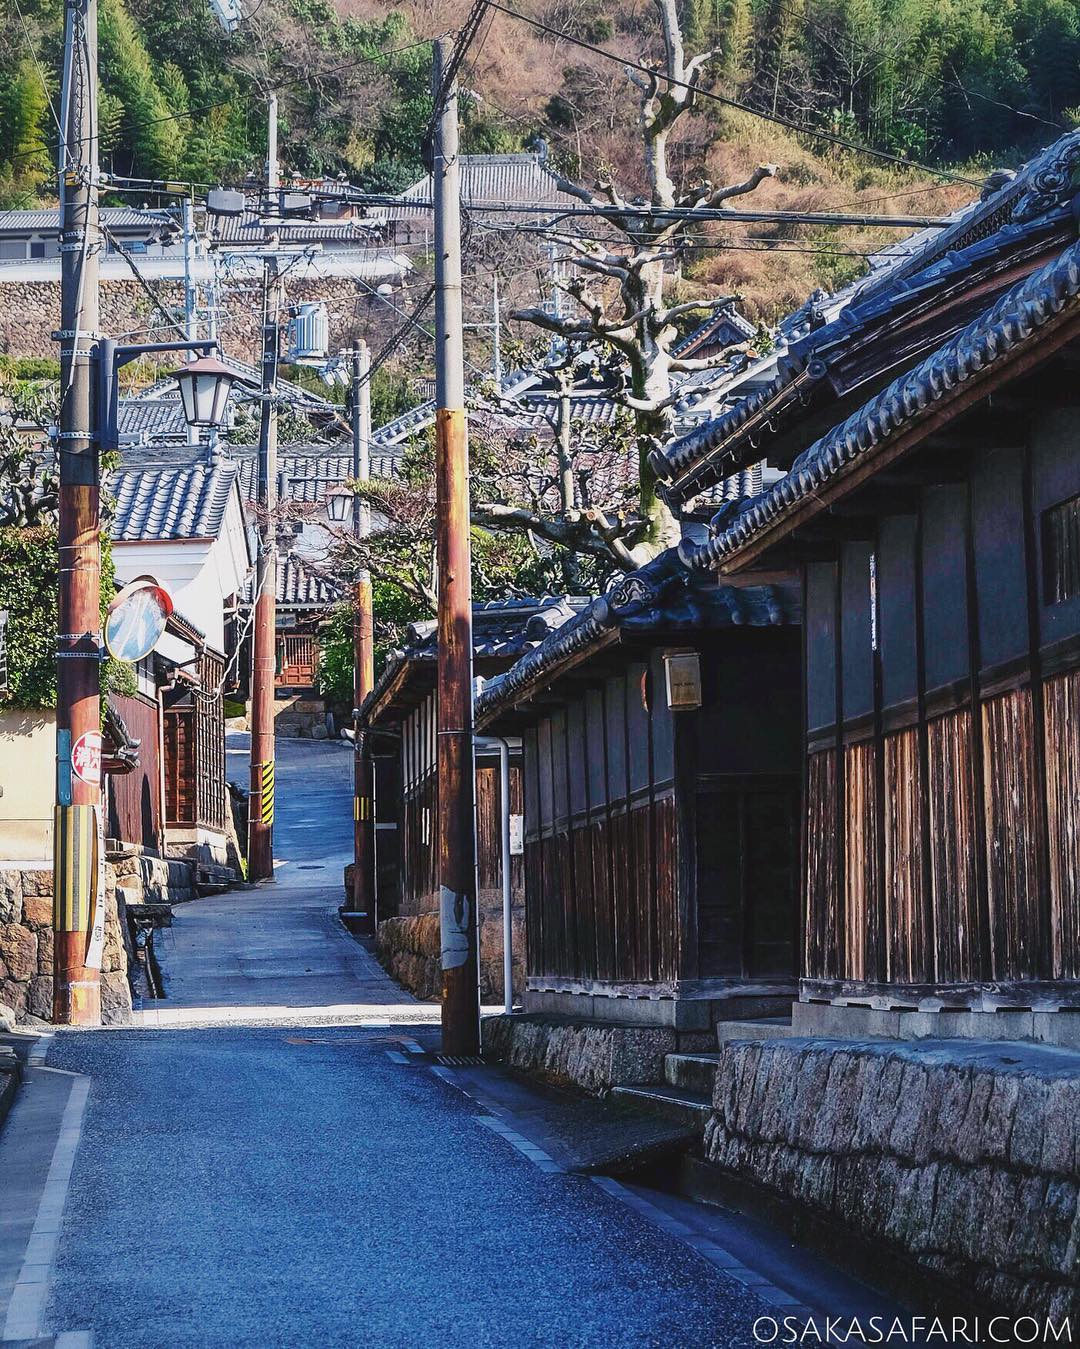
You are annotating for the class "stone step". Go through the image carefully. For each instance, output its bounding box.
[716,1016,794,1048]
[663,1052,723,1097]
[610,1084,712,1129]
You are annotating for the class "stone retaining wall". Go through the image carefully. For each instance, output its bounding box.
[0,851,197,1027]
[375,901,524,1004]
[111,850,196,909]
[0,277,392,364]
[0,863,130,1025]
[483,1013,689,1093]
[703,1037,1080,1320]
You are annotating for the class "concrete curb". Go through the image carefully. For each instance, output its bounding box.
[2,1044,91,1345]
[0,1066,19,1134]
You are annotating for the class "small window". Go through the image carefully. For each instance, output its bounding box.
[29,241,46,259]
[1043,493,1080,605]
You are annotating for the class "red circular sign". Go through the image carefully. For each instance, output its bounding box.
[71,730,102,786]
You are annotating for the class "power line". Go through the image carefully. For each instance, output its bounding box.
[483,0,982,187]
[342,191,949,229]
[425,0,491,146]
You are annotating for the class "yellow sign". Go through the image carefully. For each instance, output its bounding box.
[259,760,275,825]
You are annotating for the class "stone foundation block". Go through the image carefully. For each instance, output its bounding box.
[702,1037,1080,1319]
[483,1012,679,1093]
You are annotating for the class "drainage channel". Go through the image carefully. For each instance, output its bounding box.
[604,1144,944,1342]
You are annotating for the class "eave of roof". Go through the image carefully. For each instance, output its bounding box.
[364,596,589,726]
[474,550,800,728]
[654,131,1080,504]
[681,235,1080,575]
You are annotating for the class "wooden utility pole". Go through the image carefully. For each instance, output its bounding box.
[248,95,281,882]
[351,341,376,930]
[431,41,481,1055]
[53,0,102,1026]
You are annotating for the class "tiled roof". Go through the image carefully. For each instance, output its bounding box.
[109,461,239,541]
[475,549,801,725]
[136,354,336,419]
[208,211,383,244]
[232,443,411,501]
[117,398,189,443]
[653,131,1080,506]
[366,595,590,723]
[672,307,756,358]
[395,153,582,217]
[240,553,342,608]
[0,207,171,234]
[681,235,1080,573]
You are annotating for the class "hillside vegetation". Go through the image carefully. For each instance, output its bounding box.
[1,0,1076,315]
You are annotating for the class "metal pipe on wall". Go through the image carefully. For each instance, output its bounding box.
[475,735,513,1016]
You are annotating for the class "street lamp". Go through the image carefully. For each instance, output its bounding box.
[94,338,244,451]
[326,483,354,524]
[175,354,239,428]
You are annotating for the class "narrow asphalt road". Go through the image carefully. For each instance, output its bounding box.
[21,734,772,1347]
[43,1027,766,1347]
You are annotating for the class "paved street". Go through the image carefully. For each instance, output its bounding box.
[0,735,776,1348]
[40,1027,769,1348]
[136,734,430,1028]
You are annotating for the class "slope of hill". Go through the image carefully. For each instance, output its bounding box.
[0,0,1073,320]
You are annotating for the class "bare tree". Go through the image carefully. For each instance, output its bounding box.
[510,0,775,560]
[471,356,647,575]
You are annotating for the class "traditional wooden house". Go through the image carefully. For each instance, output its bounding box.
[363,596,586,1001]
[676,207,1080,1037]
[475,550,802,1034]
[108,460,247,869]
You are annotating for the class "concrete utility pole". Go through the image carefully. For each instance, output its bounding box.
[53,0,102,1026]
[351,341,376,930]
[431,41,481,1056]
[248,96,282,882]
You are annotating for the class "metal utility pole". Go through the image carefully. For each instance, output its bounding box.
[491,272,502,386]
[248,96,282,882]
[351,341,376,930]
[181,197,198,344]
[53,0,102,1027]
[431,41,481,1055]
[181,197,201,447]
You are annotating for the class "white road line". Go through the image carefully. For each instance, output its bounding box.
[385,1050,409,1064]
[2,1073,91,1343]
[474,1115,563,1173]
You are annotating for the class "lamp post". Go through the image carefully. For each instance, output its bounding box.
[53,337,237,1026]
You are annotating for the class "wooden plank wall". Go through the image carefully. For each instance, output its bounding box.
[842,740,877,983]
[522,659,679,986]
[107,691,161,849]
[926,709,981,982]
[803,425,1080,1001]
[1045,668,1080,978]
[164,709,195,827]
[475,762,523,893]
[805,749,838,981]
